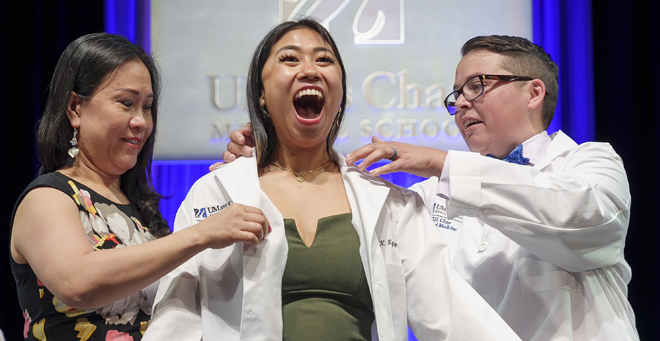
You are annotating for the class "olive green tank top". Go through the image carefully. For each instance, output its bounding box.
[281,213,375,340]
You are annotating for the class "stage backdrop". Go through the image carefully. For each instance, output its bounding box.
[150,0,532,159]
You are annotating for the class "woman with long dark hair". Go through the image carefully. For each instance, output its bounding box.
[144,19,520,341]
[9,33,268,340]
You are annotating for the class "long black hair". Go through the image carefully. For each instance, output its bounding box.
[246,18,348,168]
[37,33,169,237]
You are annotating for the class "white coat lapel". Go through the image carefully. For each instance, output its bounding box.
[211,155,288,341]
[337,155,390,242]
[336,152,396,341]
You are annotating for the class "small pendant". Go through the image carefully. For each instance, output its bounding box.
[296,175,305,182]
[68,147,79,158]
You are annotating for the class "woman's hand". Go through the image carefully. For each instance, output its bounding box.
[208,123,256,171]
[345,136,447,178]
[195,203,270,249]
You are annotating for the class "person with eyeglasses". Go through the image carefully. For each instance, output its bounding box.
[222,35,638,340]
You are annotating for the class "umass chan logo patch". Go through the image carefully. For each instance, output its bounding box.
[193,201,233,220]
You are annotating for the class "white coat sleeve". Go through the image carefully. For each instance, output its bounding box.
[392,189,521,341]
[445,142,631,272]
[142,191,203,341]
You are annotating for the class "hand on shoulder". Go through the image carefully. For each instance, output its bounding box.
[345,136,447,178]
[209,123,256,171]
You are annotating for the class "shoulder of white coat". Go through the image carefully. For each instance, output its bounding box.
[184,169,225,198]
[177,166,236,225]
[343,163,422,204]
[573,140,621,158]
[408,176,439,197]
[548,132,625,167]
[186,157,252,194]
[551,130,615,155]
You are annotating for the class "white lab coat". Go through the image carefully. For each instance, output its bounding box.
[411,131,639,341]
[143,152,520,341]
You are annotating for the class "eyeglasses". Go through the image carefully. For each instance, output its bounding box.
[443,74,534,115]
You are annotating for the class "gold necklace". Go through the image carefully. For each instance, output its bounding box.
[271,160,332,182]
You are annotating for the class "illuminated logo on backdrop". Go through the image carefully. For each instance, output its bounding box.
[280,0,404,44]
[151,0,532,159]
[207,0,457,142]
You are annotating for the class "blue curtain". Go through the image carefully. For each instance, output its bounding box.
[104,0,151,51]
[533,0,594,143]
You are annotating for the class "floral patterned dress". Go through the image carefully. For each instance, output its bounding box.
[10,172,158,341]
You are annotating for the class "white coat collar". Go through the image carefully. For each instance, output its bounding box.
[520,130,552,166]
[211,150,393,223]
[534,130,578,170]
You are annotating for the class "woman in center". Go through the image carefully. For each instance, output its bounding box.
[144,19,518,341]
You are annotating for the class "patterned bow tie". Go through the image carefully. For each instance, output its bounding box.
[487,144,530,165]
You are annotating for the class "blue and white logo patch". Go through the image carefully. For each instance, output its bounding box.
[194,207,207,218]
[193,201,233,221]
[431,200,463,263]
[432,202,462,231]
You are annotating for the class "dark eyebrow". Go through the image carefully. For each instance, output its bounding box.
[275,45,335,56]
[116,88,154,98]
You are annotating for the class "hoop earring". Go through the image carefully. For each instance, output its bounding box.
[333,107,343,128]
[68,128,79,158]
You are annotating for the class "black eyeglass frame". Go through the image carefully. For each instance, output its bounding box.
[443,74,534,115]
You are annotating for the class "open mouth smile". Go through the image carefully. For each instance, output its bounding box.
[293,88,324,123]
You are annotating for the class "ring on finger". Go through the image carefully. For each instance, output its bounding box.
[389,148,398,161]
